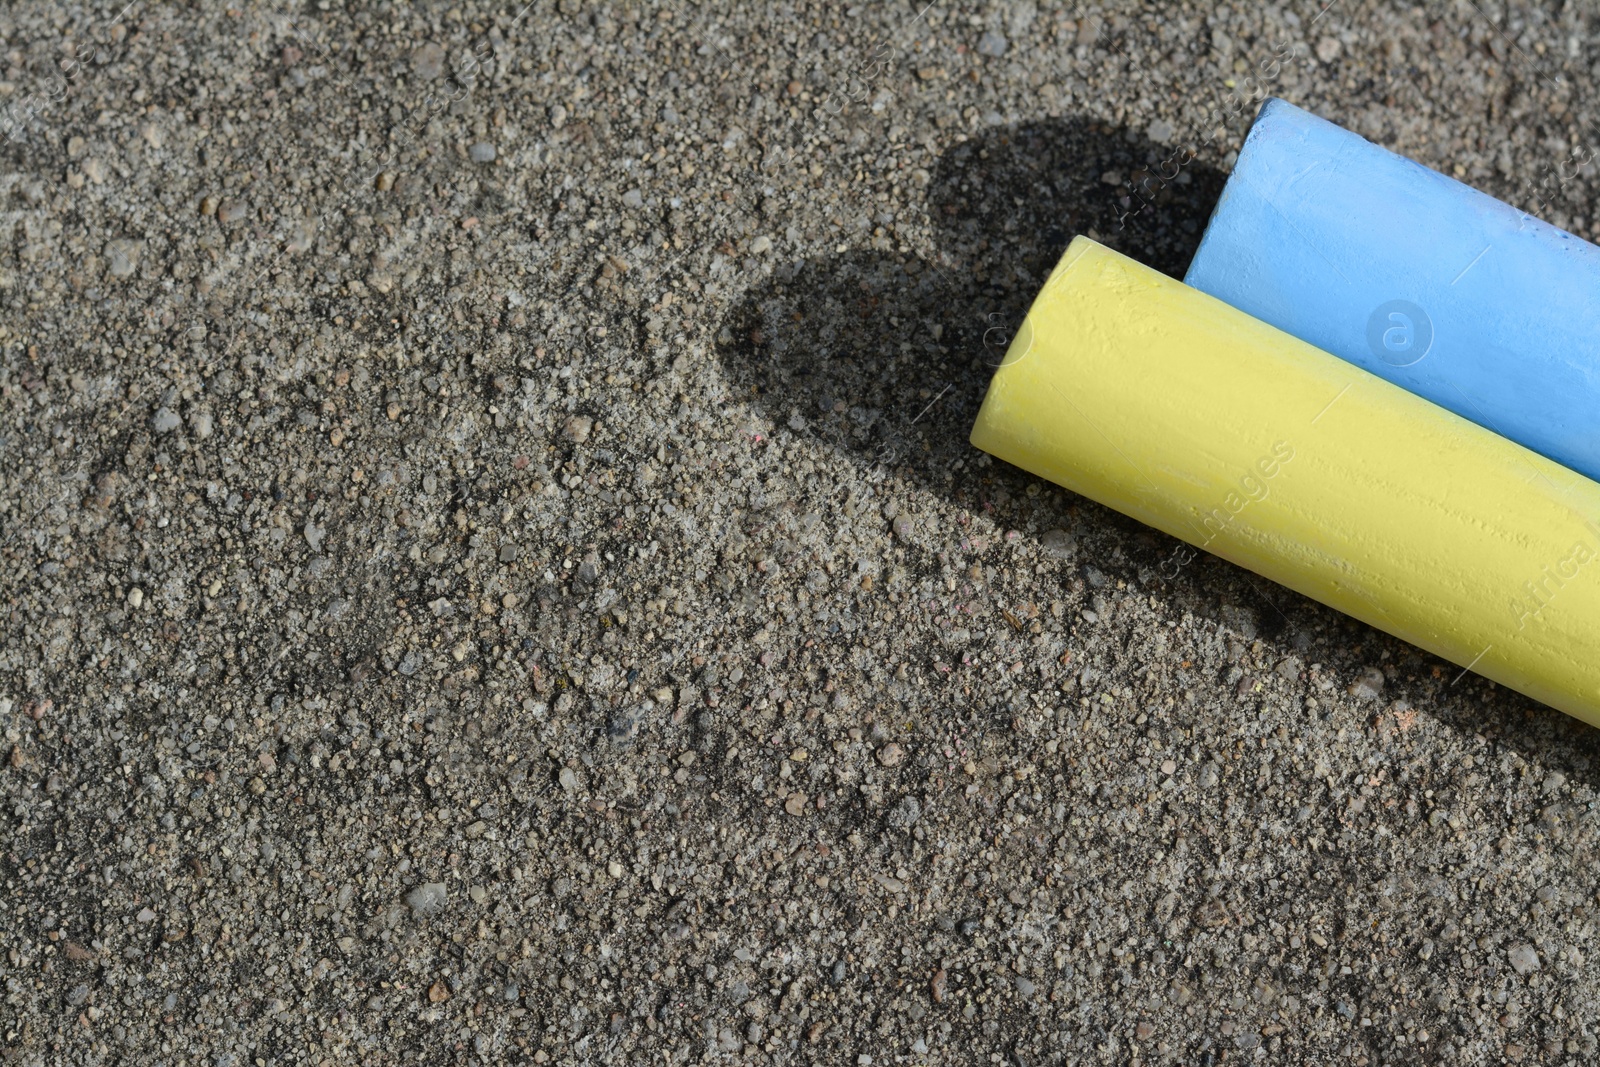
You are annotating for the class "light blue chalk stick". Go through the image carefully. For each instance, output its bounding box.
[1186,98,1600,483]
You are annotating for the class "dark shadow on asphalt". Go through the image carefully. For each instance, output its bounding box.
[716,115,1224,519]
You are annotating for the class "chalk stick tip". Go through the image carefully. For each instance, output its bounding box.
[1256,96,1294,119]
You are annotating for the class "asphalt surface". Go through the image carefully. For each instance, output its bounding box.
[4,1,1600,1064]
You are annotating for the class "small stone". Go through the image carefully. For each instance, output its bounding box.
[1014,975,1035,997]
[784,792,808,816]
[1349,666,1386,700]
[428,980,451,1003]
[499,543,519,563]
[1146,119,1175,143]
[1160,759,1177,775]
[558,767,581,792]
[151,407,181,433]
[1508,943,1541,974]
[216,200,247,224]
[976,31,1008,57]
[888,795,921,829]
[607,861,623,878]
[930,968,948,1003]
[622,189,644,209]
[1316,36,1342,63]
[550,103,568,129]
[412,42,446,80]
[750,235,772,254]
[1135,1020,1155,1041]
[126,587,144,609]
[406,882,448,916]
[607,705,646,746]
[1542,771,1566,794]
[1194,897,1230,928]
[877,743,905,767]
[106,239,140,278]
[1039,529,1075,559]
[891,514,915,542]
[469,141,496,163]
[564,415,593,443]
[136,907,157,923]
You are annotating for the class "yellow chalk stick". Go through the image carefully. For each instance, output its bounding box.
[971,237,1600,727]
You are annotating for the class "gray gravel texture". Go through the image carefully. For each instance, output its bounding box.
[3,1,1600,1065]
